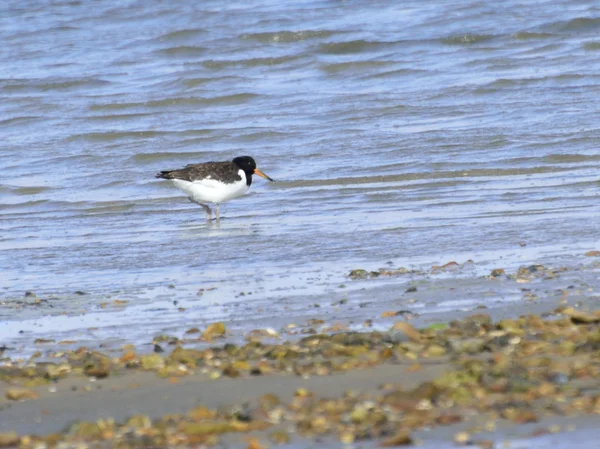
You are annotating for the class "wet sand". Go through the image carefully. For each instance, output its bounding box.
[1,255,600,448]
[4,252,600,358]
[0,361,448,436]
[2,360,598,448]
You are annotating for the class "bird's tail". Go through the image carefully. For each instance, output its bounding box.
[156,170,174,179]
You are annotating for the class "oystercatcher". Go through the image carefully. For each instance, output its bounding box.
[156,156,274,220]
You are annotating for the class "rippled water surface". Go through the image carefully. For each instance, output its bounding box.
[1,1,600,308]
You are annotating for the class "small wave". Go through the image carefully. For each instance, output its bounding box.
[477,73,589,91]
[1,78,111,93]
[86,112,152,122]
[157,29,206,42]
[242,30,334,43]
[274,166,572,189]
[320,60,395,74]
[583,41,600,50]
[132,151,213,163]
[552,73,588,81]
[67,131,168,142]
[203,56,298,69]
[184,77,213,87]
[0,116,42,127]
[2,154,101,171]
[317,39,384,55]
[12,186,53,195]
[178,129,214,137]
[235,131,289,142]
[362,68,430,80]
[83,203,137,214]
[152,46,206,57]
[176,136,219,147]
[551,17,600,32]
[89,93,260,110]
[441,34,494,45]
[46,25,80,32]
[182,75,242,88]
[512,31,555,40]
[541,153,600,164]
[0,199,49,211]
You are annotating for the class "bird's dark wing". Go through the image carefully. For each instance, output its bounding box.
[156,161,242,183]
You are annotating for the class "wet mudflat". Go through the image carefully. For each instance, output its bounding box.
[3,252,600,358]
[1,256,600,448]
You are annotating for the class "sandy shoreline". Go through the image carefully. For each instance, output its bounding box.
[3,253,600,357]
[2,357,599,448]
[0,360,448,436]
[1,255,600,448]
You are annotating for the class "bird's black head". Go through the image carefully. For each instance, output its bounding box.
[232,156,257,173]
[232,156,274,182]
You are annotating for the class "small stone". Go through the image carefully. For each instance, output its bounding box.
[83,353,111,378]
[269,430,290,444]
[449,338,486,354]
[120,351,137,363]
[0,431,19,447]
[562,308,600,324]
[454,431,471,445]
[490,268,505,277]
[380,430,413,446]
[125,415,151,429]
[260,393,281,410]
[141,354,165,370]
[188,406,216,421]
[424,344,446,357]
[390,321,421,342]
[433,261,459,271]
[340,431,355,444]
[46,363,71,380]
[6,388,39,401]
[246,437,267,449]
[294,388,311,397]
[222,364,240,378]
[350,404,369,423]
[203,322,226,340]
[348,269,369,279]
[153,334,180,344]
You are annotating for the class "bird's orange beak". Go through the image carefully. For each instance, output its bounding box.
[254,168,274,182]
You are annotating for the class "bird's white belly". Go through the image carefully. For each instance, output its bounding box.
[172,177,249,204]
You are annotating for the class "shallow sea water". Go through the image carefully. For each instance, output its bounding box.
[1,0,600,361]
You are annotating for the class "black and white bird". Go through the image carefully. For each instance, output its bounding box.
[156,156,274,220]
